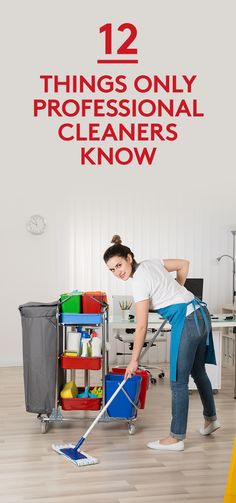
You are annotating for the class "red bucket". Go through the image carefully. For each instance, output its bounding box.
[82,292,107,314]
[111,368,149,409]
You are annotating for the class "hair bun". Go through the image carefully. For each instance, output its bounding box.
[111,234,122,246]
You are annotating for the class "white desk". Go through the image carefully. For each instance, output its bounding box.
[110,314,236,397]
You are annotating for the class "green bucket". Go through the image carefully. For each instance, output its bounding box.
[60,292,82,313]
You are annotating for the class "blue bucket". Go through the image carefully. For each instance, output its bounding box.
[105,374,141,418]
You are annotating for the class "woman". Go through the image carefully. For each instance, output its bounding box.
[103,235,220,451]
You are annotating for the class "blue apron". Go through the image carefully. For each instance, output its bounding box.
[155,298,216,382]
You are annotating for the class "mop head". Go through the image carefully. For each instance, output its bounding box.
[52,444,98,466]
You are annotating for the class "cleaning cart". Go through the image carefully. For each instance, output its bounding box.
[19,292,142,435]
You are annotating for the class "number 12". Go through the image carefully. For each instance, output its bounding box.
[100,23,138,55]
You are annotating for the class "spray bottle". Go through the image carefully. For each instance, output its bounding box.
[80,330,91,357]
[91,331,102,357]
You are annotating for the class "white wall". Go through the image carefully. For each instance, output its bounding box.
[1,0,235,365]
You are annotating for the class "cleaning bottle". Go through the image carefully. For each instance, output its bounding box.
[66,328,81,354]
[91,331,102,357]
[79,330,87,356]
[80,330,91,357]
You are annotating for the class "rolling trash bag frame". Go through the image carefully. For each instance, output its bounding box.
[19,300,62,415]
[18,293,107,417]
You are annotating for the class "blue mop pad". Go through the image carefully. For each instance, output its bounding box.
[52,443,98,466]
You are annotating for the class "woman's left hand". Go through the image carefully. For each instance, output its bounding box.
[125,359,139,380]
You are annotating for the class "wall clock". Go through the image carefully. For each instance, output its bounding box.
[26,214,46,235]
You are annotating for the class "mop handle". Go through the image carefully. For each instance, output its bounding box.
[84,378,126,438]
[74,378,126,450]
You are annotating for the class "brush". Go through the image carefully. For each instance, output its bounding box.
[52,378,126,466]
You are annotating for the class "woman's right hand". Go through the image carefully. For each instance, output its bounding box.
[125,359,139,380]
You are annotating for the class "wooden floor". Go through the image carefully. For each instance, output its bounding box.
[0,364,235,503]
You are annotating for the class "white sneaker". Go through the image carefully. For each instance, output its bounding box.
[147,440,184,451]
[199,419,221,436]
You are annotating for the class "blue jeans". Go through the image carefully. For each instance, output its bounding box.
[170,307,217,440]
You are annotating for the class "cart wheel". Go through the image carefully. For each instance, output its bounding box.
[151,377,157,384]
[41,420,49,434]
[158,372,165,379]
[128,423,136,435]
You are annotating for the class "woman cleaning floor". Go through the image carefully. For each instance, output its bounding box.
[103,235,220,451]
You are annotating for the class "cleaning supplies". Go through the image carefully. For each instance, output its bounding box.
[80,330,91,357]
[88,390,98,398]
[60,381,78,398]
[66,329,81,353]
[77,386,100,399]
[90,386,102,398]
[63,351,77,357]
[60,291,82,314]
[77,386,90,398]
[91,331,102,357]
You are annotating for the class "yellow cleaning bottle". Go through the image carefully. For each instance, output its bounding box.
[60,381,77,398]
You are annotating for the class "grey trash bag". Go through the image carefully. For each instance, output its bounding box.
[19,301,61,415]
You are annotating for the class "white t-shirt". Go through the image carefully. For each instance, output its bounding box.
[131,259,194,310]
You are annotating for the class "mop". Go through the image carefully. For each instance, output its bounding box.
[52,378,126,466]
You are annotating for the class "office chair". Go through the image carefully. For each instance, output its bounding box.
[115,326,166,382]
